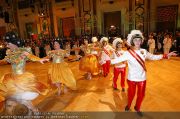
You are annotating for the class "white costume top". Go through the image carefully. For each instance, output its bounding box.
[111,48,163,82]
[148,39,155,48]
[65,44,71,57]
[112,50,126,68]
[163,38,172,48]
[100,45,114,64]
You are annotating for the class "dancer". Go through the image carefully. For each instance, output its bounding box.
[111,30,177,116]
[68,40,81,62]
[64,41,71,58]
[99,37,114,77]
[112,38,126,91]
[79,37,100,80]
[73,40,81,61]
[0,32,49,113]
[47,40,76,95]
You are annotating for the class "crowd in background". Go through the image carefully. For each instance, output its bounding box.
[0,30,180,60]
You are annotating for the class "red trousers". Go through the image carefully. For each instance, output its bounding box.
[102,60,110,76]
[127,80,146,111]
[113,67,126,88]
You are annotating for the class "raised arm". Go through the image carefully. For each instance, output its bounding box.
[146,51,163,60]
[24,52,49,64]
[62,49,69,57]
[146,50,177,60]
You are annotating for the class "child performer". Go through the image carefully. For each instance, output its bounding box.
[112,38,126,91]
[99,37,114,77]
[79,37,100,80]
[111,30,177,116]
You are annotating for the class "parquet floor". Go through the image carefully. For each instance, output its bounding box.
[0,57,180,112]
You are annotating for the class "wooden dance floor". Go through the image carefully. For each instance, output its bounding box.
[0,57,180,112]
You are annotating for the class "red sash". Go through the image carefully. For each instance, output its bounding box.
[103,48,110,57]
[115,51,121,57]
[128,49,147,71]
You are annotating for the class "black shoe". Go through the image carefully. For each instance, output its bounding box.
[122,88,125,92]
[137,111,143,117]
[125,105,130,111]
[134,106,143,117]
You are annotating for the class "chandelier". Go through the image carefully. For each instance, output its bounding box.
[29,0,49,17]
[37,0,49,17]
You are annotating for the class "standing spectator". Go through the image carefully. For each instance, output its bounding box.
[157,32,162,53]
[35,43,40,57]
[72,40,81,61]
[148,35,155,54]
[141,33,148,50]
[45,43,51,56]
[153,33,158,53]
[163,34,172,54]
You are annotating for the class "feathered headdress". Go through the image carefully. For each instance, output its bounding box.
[112,38,123,48]
[127,30,144,46]
[91,37,98,43]
[100,37,108,44]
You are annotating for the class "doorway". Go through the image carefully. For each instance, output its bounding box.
[62,17,75,37]
[103,11,121,37]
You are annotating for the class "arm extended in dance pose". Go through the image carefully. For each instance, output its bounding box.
[23,51,49,64]
[111,50,177,65]
[112,40,177,65]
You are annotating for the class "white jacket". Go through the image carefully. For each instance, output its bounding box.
[99,45,114,65]
[112,50,126,68]
[111,48,163,82]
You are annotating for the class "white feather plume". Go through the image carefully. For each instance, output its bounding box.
[91,37,98,42]
[112,38,123,48]
[100,37,108,44]
[127,30,144,46]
